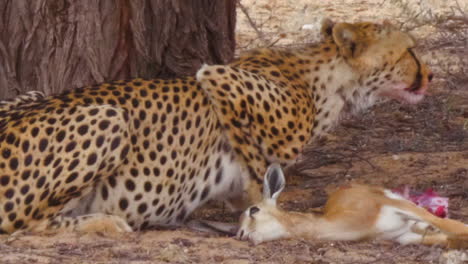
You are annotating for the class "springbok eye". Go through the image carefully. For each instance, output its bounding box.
[249,206,260,216]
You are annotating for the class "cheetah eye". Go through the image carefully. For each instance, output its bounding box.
[249,206,260,216]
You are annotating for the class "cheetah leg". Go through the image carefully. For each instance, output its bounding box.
[247,180,263,206]
[25,214,132,234]
[319,132,340,142]
[226,180,263,212]
[223,177,263,213]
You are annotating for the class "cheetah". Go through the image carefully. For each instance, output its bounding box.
[0,19,432,234]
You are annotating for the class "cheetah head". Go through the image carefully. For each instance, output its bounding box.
[323,19,432,106]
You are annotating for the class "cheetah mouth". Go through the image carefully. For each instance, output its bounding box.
[381,83,427,104]
[402,82,428,104]
[399,89,426,104]
[405,82,427,95]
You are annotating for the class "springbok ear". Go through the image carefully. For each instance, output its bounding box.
[320,18,335,39]
[263,164,286,203]
[332,23,366,58]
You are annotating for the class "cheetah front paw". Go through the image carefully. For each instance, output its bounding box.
[77,214,133,233]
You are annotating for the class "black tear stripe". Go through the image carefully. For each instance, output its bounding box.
[407,48,422,92]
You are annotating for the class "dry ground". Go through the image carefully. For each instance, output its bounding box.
[1,1,468,263]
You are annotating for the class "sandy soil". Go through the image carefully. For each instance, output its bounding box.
[1,1,468,263]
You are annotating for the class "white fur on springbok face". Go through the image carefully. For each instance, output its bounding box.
[237,164,290,245]
[237,203,290,245]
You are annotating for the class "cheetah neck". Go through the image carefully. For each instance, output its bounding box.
[291,44,379,137]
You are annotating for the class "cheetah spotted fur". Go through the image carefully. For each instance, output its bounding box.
[0,19,432,234]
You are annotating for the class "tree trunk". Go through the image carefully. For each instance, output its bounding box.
[0,0,236,100]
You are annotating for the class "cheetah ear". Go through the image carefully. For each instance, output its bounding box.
[320,18,335,39]
[332,23,366,58]
[382,19,395,32]
[263,164,286,205]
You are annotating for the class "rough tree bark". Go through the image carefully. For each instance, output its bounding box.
[0,0,236,100]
